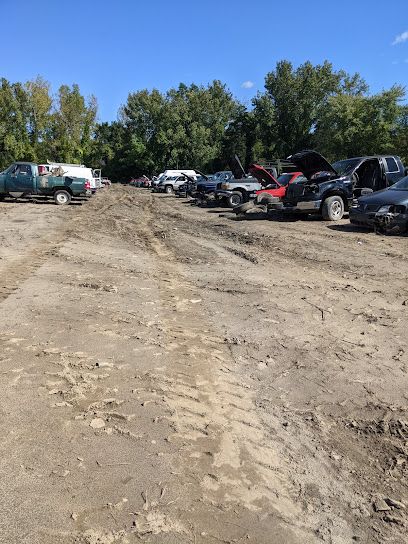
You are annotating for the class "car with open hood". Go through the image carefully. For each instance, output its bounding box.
[349,175,408,234]
[214,156,278,207]
[254,170,305,201]
[193,171,234,201]
[281,151,406,221]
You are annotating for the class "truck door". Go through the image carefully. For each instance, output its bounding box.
[6,164,35,193]
[383,157,402,186]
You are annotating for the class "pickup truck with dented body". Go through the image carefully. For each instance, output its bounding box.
[278,151,406,220]
[0,162,91,205]
[214,156,263,207]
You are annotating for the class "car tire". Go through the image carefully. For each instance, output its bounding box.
[165,185,173,194]
[227,192,244,208]
[54,190,72,205]
[234,201,255,214]
[321,196,344,221]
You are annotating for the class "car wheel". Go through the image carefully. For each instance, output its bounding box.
[321,196,344,221]
[54,190,72,205]
[228,192,243,208]
[234,201,255,214]
[165,185,173,194]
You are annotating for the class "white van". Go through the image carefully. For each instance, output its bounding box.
[162,169,197,179]
[43,162,97,193]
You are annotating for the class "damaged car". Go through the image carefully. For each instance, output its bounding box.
[280,151,406,221]
[350,175,408,234]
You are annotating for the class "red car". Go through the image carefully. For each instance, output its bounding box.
[248,164,304,200]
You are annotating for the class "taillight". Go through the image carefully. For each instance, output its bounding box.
[85,179,91,189]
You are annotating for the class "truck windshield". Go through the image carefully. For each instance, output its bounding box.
[332,158,361,176]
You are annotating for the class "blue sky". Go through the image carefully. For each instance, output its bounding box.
[2,0,408,121]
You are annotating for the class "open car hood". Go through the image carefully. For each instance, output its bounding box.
[248,164,280,186]
[182,173,197,183]
[195,170,208,181]
[287,150,339,181]
[229,155,247,180]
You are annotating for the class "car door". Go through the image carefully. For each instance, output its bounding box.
[7,164,35,193]
[175,175,185,188]
[383,157,402,186]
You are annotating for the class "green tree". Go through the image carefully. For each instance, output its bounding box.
[315,86,405,160]
[0,78,31,167]
[49,84,97,163]
[25,76,52,161]
[256,60,368,158]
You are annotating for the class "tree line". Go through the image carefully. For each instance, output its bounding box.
[1,61,408,180]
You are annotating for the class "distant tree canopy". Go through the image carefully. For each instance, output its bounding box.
[1,61,408,180]
[0,77,97,170]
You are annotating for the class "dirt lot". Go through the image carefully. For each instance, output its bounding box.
[0,186,407,544]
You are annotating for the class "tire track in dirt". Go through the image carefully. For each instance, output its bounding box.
[132,194,321,543]
[0,232,67,303]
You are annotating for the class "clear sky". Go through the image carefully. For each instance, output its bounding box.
[2,0,408,121]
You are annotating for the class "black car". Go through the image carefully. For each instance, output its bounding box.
[350,175,408,234]
[282,151,406,221]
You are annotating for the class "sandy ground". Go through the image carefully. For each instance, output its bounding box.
[0,186,407,544]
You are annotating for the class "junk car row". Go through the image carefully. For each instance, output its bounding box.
[142,150,408,234]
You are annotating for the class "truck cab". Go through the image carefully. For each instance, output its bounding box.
[1,162,37,195]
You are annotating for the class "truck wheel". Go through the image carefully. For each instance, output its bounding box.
[54,190,72,205]
[234,201,255,214]
[228,192,243,208]
[165,185,173,194]
[321,196,344,221]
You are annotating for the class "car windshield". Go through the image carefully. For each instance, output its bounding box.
[277,173,293,186]
[332,158,361,176]
[389,175,408,190]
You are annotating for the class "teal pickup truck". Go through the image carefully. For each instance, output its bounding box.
[0,162,91,205]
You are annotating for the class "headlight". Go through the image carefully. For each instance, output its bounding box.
[377,205,391,213]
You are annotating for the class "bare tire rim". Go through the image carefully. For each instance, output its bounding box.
[331,200,343,219]
[231,195,241,206]
[56,193,68,204]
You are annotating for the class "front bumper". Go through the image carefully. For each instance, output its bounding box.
[282,199,322,213]
[214,190,257,200]
[349,208,375,227]
[350,207,408,232]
